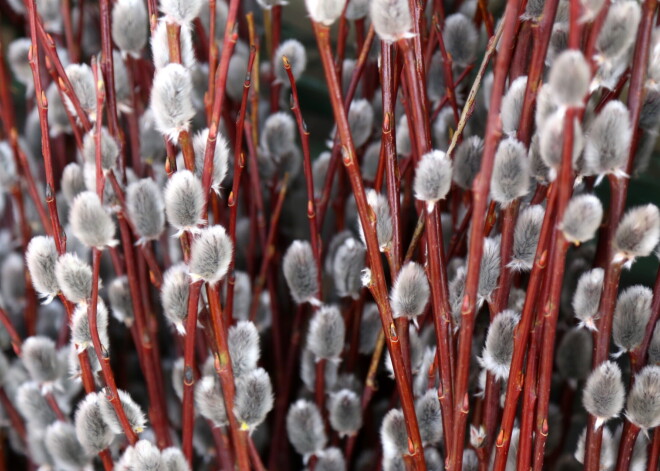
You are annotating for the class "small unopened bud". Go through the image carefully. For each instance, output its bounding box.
[381,409,408,458]
[548,50,590,107]
[560,194,603,244]
[261,112,296,157]
[108,276,134,326]
[501,76,528,136]
[415,389,443,445]
[307,305,345,361]
[192,128,229,194]
[443,13,479,67]
[99,389,146,434]
[71,301,110,351]
[195,376,227,427]
[390,262,430,322]
[370,0,412,42]
[188,225,232,284]
[162,447,190,471]
[328,389,362,437]
[625,365,660,430]
[61,163,86,204]
[64,63,96,116]
[233,367,273,431]
[348,99,374,148]
[597,1,641,61]
[305,0,346,26]
[613,204,660,263]
[453,136,483,190]
[69,191,117,249]
[583,361,625,429]
[414,150,453,208]
[556,328,593,385]
[126,178,166,244]
[228,321,260,378]
[45,422,90,470]
[164,170,205,235]
[283,240,319,305]
[150,63,195,142]
[584,101,632,178]
[275,39,307,84]
[491,138,530,206]
[332,238,366,299]
[26,236,59,303]
[510,205,545,271]
[480,310,519,380]
[573,268,604,330]
[74,392,113,454]
[22,336,58,384]
[159,0,202,24]
[112,0,148,56]
[151,20,196,70]
[359,190,393,251]
[16,382,57,427]
[287,399,327,457]
[55,253,93,304]
[613,285,653,354]
[82,127,119,171]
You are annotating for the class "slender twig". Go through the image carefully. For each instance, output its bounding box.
[181,280,202,463]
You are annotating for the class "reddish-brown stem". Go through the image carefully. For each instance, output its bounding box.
[206,285,250,471]
[313,22,425,467]
[633,265,660,370]
[432,17,460,125]
[648,429,660,471]
[449,3,521,469]
[181,280,202,464]
[315,358,327,417]
[614,421,641,471]
[99,0,119,137]
[248,434,267,471]
[0,389,25,443]
[0,308,23,356]
[282,56,323,295]
[166,23,183,64]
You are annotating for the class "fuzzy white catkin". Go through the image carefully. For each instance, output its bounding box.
[283,240,319,304]
[315,448,347,471]
[74,392,113,454]
[584,101,632,177]
[582,361,625,427]
[44,421,90,470]
[510,205,544,271]
[119,440,163,470]
[69,192,116,249]
[370,0,413,43]
[490,138,530,206]
[625,365,660,430]
[192,128,230,194]
[572,268,604,330]
[452,136,483,190]
[22,336,59,384]
[538,109,584,177]
[108,276,134,326]
[150,63,195,142]
[501,76,528,136]
[414,150,453,207]
[261,112,296,157]
[597,1,641,61]
[443,13,478,67]
[151,20,197,71]
[162,447,190,471]
[61,163,86,204]
[575,426,615,468]
[305,0,346,26]
[346,0,369,19]
[480,309,519,380]
[560,194,603,244]
[228,321,260,378]
[195,375,227,427]
[477,237,501,304]
[328,389,362,437]
[16,382,57,427]
[348,99,374,148]
[307,305,345,361]
[556,328,593,384]
[99,389,146,434]
[126,178,166,243]
[359,189,393,252]
[613,204,660,261]
[189,225,233,283]
[164,170,205,234]
[71,301,110,351]
[159,0,202,24]
[55,253,92,304]
[300,348,339,393]
[613,285,653,353]
[64,63,96,115]
[415,389,443,445]
[274,39,307,84]
[380,409,408,458]
[390,262,430,321]
[26,236,59,302]
[7,38,32,88]
[332,238,366,299]
[111,0,148,56]
[233,367,274,430]
[287,399,327,457]
[548,50,590,107]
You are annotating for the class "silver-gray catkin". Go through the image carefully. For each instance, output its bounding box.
[582,361,625,427]
[286,399,327,457]
[501,76,528,136]
[74,392,113,454]
[583,100,632,177]
[572,268,604,330]
[126,178,166,243]
[307,305,345,361]
[150,63,195,142]
[71,301,110,351]
[108,276,134,326]
[556,327,593,385]
[548,50,590,106]
[413,150,453,206]
[233,367,274,430]
[390,261,430,321]
[164,170,205,233]
[305,0,346,26]
[625,365,660,430]
[283,240,319,305]
[98,388,146,434]
[22,336,59,384]
[596,1,641,61]
[332,237,366,299]
[189,225,233,283]
[480,309,520,380]
[16,382,57,427]
[314,447,346,471]
[194,376,227,427]
[490,138,530,206]
[111,0,148,56]
[560,194,603,244]
[442,13,478,67]
[64,63,96,115]
[162,447,191,471]
[261,112,296,157]
[25,235,59,302]
[613,285,653,353]
[159,0,203,24]
[161,263,189,335]
[44,421,90,470]
[359,189,393,252]
[369,0,412,43]
[274,39,307,84]
[69,191,117,248]
[81,126,119,171]
[151,20,197,71]
[510,205,545,271]
[380,409,408,458]
[348,99,374,148]
[228,320,260,378]
[359,303,381,355]
[452,136,483,190]
[648,322,660,365]
[328,389,362,437]
[192,128,230,193]
[61,163,86,204]
[613,204,660,261]
[55,253,93,304]
[415,389,443,445]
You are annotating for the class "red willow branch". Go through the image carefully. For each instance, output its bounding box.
[181,279,202,463]
[98,0,119,137]
[448,2,522,469]
[585,0,658,466]
[312,22,425,468]
[432,17,460,125]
